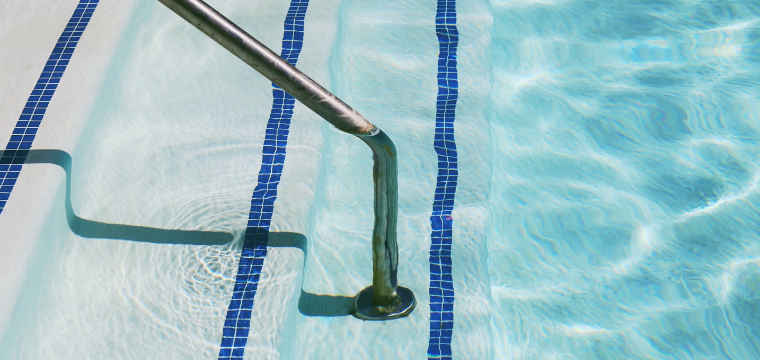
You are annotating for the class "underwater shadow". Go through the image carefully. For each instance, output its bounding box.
[3,149,355,316]
[1,149,233,245]
[266,232,356,317]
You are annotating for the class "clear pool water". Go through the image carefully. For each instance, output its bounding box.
[2,0,760,359]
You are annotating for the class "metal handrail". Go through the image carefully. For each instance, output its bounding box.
[158,0,415,320]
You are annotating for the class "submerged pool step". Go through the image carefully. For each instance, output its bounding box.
[0,0,100,216]
[159,0,418,330]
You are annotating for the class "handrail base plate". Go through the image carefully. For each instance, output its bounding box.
[353,285,416,321]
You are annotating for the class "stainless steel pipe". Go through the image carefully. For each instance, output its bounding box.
[158,0,415,320]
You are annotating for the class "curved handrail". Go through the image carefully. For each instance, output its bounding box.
[158,0,415,320]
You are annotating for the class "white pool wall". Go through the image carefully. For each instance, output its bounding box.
[0,0,138,339]
[3,0,503,358]
[0,0,309,358]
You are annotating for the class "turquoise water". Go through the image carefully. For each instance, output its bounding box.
[487,0,760,358]
[2,0,760,359]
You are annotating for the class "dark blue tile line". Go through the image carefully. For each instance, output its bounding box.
[217,1,309,359]
[0,0,100,216]
[428,0,458,359]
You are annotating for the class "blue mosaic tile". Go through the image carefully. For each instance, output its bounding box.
[428,0,458,359]
[0,0,99,216]
[217,1,309,358]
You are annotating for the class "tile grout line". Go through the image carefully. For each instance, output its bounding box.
[0,0,100,216]
[428,0,459,358]
[217,0,309,359]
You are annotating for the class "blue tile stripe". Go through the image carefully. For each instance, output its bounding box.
[428,0,458,359]
[217,1,309,359]
[0,0,99,216]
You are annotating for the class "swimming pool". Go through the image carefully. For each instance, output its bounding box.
[1,0,759,359]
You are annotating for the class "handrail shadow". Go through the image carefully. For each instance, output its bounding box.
[2,149,233,245]
[267,232,355,317]
[2,149,354,316]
